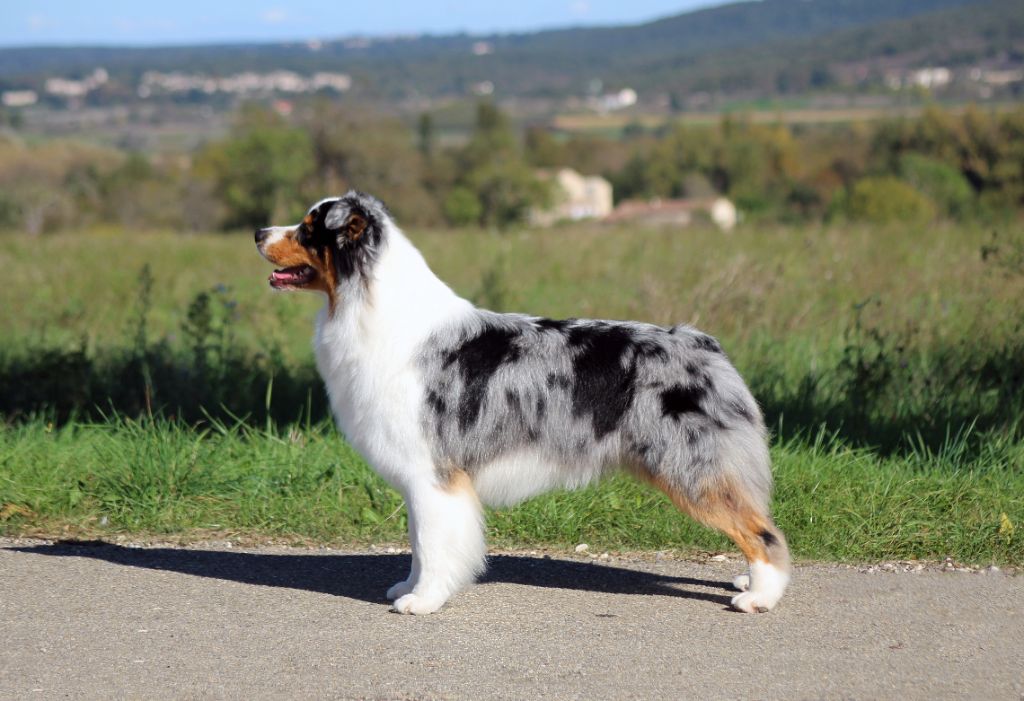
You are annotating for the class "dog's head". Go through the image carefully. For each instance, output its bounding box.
[255,191,389,307]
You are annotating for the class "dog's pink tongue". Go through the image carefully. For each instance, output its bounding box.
[272,267,303,282]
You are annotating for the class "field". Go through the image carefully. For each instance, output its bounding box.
[1,221,1022,564]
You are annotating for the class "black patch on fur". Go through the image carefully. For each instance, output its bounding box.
[426,390,446,416]
[546,372,572,390]
[445,326,522,431]
[685,362,699,375]
[660,383,706,421]
[535,395,547,419]
[685,426,701,446]
[565,325,643,439]
[760,530,778,547]
[535,318,573,334]
[692,334,723,354]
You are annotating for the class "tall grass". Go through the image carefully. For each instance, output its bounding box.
[2,223,1022,452]
[1,417,1020,563]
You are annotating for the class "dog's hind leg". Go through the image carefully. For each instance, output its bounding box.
[651,472,790,612]
[391,469,486,615]
[640,434,791,613]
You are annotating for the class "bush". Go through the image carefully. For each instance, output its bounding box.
[192,106,315,230]
[845,176,935,224]
[443,187,484,226]
[898,154,975,219]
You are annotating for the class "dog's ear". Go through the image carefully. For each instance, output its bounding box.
[324,202,368,243]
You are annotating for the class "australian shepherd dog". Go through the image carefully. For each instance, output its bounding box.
[255,191,790,614]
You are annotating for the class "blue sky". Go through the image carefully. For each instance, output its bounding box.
[0,1,727,47]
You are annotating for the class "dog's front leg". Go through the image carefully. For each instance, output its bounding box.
[391,469,485,615]
[386,509,420,600]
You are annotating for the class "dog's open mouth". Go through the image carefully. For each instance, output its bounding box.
[269,265,316,289]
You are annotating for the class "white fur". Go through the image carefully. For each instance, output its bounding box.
[310,224,484,613]
[390,475,486,614]
[731,560,789,613]
[314,228,473,488]
[259,226,291,247]
[472,448,608,508]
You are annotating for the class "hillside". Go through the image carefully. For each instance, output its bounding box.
[1,0,1015,103]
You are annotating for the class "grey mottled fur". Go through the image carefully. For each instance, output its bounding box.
[416,311,772,510]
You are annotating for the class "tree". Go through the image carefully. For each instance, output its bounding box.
[899,153,974,220]
[449,102,548,228]
[524,126,565,168]
[193,105,315,230]
[302,101,439,226]
[417,112,435,160]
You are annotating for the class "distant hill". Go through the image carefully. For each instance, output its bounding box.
[0,0,1019,102]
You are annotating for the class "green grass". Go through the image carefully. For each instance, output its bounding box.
[1,221,1023,563]
[1,417,1020,564]
[2,222,1020,358]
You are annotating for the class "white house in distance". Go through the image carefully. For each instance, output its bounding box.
[532,167,738,231]
[532,168,614,226]
[605,196,738,231]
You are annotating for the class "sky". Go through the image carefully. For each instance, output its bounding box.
[0,1,728,47]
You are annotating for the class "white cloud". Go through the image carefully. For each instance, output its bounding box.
[570,1,591,16]
[261,8,288,24]
[27,14,54,31]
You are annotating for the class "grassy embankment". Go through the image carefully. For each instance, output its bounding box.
[1,222,1022,564]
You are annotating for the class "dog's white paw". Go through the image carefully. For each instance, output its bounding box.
[729,561,788,612]
[730,590,777,613]
[732,573,750,592]
[391,593,446,615]
[386,580,413,600]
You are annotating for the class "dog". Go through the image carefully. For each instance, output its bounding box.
[255,191,790,615]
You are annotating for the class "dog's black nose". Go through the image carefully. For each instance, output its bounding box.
[255,228,271,244]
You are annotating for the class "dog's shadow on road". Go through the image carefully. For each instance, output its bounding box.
[8,540,735,608]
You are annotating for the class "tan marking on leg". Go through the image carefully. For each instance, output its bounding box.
[444,469,481,507]
[641,471,783,567]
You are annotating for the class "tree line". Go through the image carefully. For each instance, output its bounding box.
[0,101,1021,235]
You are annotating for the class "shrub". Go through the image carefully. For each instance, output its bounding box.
[845,176,935,224]
[443,187,484,226]
[898,154,975,219]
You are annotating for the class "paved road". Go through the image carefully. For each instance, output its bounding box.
[1,538,1021,700]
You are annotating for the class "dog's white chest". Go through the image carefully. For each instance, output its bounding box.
[314,322,419,482]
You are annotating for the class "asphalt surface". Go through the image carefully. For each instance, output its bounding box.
[1,538,1021,700]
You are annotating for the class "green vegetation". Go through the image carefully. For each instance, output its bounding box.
[1,222,1022,564]
[2,103,1023,234]
[1,418,1021,563]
